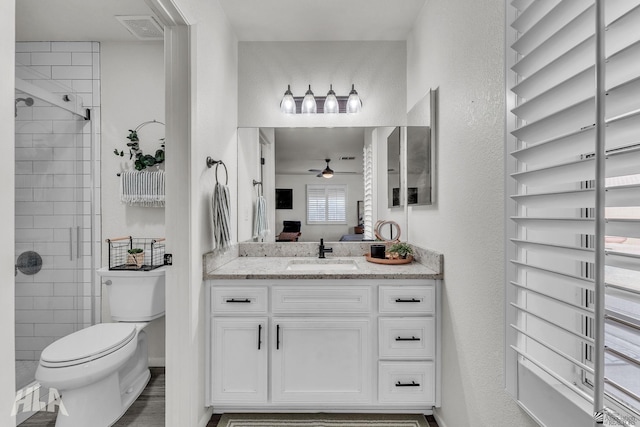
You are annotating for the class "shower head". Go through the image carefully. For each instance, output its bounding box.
[15,97,34,117]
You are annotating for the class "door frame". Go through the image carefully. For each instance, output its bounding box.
[143,1,195,425]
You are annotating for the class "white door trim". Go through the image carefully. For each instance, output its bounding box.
[143,1,200,425]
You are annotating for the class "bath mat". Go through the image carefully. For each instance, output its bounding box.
[217,413,428,427]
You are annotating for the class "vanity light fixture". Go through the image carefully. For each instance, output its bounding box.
[323,84,339,114]
[280,85,296,114]
[301,85,317,114]
[346,84,362,114]
[321,159,334,178]
[279,84,362,114]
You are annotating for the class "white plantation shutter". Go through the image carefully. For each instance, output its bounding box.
[506,1,640,425]
[363,142,374,239]
[307,184,347,224]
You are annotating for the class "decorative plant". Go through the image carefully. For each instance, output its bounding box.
[126,248,145,267]
[388,242,414,259]
[114,129,165,171]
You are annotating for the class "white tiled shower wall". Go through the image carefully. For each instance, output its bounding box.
[14,41,101,361]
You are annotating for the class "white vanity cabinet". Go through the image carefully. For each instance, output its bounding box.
[209,287,269,404]
[206,278,440,413]
[271,318,371,404]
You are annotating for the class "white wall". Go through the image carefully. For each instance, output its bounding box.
[406,1,537,426]
[101,41,166,366]
[1,2,16,424]
[275,174,363,242]
[238,41,406,128]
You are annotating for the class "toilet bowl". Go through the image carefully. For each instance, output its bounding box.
[35,267,165,427]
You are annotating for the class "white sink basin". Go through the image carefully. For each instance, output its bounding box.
[285,259,358,271]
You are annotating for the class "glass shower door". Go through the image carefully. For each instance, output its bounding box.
[14,87,91,393]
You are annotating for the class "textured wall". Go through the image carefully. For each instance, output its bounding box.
[406,0,538,426]
[238,41,406,128]
[101,41,166,366]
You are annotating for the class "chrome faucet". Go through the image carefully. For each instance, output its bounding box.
[318,238,333,259]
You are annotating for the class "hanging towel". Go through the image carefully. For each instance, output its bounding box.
[210,182,231,251]
[253,195,269,240]
[120,170,165,207]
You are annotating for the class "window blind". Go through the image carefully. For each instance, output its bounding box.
[506,1,640,425]
[307,184,347,224]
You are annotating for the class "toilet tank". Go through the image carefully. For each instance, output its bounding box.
[97,267,165,321]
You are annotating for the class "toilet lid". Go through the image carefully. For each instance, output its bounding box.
[40,323,137,367]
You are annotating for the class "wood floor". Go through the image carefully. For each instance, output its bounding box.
[19,367,166,426]
[20,368,439,427]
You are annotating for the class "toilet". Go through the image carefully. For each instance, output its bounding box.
[35,267,165,427]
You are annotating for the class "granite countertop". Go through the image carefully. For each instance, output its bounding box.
[204,256,440,280]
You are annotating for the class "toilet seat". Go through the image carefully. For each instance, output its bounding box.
[40,323,137,368]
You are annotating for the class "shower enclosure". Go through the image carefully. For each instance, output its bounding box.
[14,74,97,401]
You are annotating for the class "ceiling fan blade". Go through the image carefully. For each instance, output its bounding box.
[308,169,322,172]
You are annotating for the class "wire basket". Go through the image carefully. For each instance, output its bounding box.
[106,236,166,271]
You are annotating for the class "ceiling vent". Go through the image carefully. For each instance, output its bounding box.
[116,16,163,41]
[339,156,356,160]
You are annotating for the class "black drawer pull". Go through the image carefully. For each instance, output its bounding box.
[276,325,281,350]
[225,298,251,303]
[395,298,421,303]
[258,324,262,350]
[396,381,420,387]
[396,336,421,341]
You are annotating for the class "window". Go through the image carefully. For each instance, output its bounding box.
[506,1,640,426]
[306,184,347,224]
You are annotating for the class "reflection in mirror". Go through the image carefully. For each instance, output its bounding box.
[274,128,365,243]
[387,127,401,208]
[407,126,431,205]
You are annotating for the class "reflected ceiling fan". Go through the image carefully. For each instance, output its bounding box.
[308,159,357,179]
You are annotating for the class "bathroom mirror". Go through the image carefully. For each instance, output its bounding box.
[238,126,397,243]
[406,126,431,206]
[387,127,402,208]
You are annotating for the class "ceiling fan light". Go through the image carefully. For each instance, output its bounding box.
[280,84,296,114]
[322,158,334,178]
[346,84,362,114]
[301,84,317,114]
[323,84,339,114]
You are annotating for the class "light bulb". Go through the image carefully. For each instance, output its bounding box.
[301,85,317,114]
[346,84,362,114]
[322,159,334,178]
[280,85,296,114]
[323,84,339,114]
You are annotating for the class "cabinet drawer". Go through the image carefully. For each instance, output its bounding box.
[379,318,434,359]
[272,286,371,314]
[379,286,434,314]
[211,287,268,314]
[378,361,435,404]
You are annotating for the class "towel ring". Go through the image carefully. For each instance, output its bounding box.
[253,179,263,197]
[206,156,228,185]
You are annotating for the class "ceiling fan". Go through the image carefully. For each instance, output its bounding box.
[308,159,357,178]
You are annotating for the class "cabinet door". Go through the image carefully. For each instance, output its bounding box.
[211,317,268,403]
[272,318,371,404]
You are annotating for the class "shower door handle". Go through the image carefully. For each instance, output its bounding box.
[69,227,81,260]
[77,226,81,259]
[69,228,74,261]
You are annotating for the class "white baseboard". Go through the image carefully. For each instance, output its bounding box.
[199,407,214,427]
[433,410,448,427]
[148,357,165,367]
